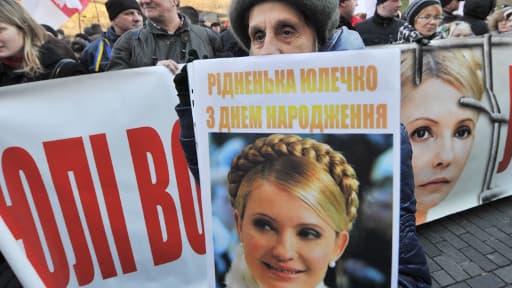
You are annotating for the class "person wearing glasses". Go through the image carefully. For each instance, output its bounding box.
[488,7,512,34]
[505,8,512,31]
[396,0,444,44]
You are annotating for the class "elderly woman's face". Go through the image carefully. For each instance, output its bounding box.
[0,22,24,59]
[247,1,317,55]
[235,181,348,288]
[414,5,443,37]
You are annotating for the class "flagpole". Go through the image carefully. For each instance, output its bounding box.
[94,0,100,25]
[78,12,82,34]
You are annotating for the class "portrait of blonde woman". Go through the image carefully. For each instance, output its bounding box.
[207,133,397,288]
[401,49,484,224]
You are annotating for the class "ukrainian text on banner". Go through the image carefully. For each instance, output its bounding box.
[0,67,206,287]
[189,50,401,288]
[397,36,512,225]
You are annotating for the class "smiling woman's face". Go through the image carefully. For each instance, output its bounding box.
[401,78,477,215]
[0,22,23,59]
[235,181,347,288]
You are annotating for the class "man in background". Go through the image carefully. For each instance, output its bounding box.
[80,0,143,72]
[355,0,405,45]
[338,0,360,29]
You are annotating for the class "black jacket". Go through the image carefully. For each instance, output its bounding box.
[0,36,84,87]
[462,0,497,35]
[355,13,406,46]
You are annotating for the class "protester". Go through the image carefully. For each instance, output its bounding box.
[401,49,484,224]
[338,0,360,30]
[505,8,512,31]
[440,0,461,24]
[488,7,512,33]
[179,5,200,24]
[107,0,222,73]
[84,24,104,42]
[461,0,497,35]
[220,28,249,57]
[80,0,143,73]
[355,0,406,46]
[210,22,222,33]
[225,134,358,288]
[70,33,91,59]
[397,0,444,44]
[0,0,84,87]
[173,0,430,287]
[440,20,475,37]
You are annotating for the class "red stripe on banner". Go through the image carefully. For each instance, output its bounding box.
[497,65,512,173]
[50,0,89,17]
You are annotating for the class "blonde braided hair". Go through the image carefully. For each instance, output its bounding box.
[228,134,359,231]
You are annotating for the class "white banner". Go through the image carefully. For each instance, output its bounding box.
[0,67,207,288]
[189,50,402,288]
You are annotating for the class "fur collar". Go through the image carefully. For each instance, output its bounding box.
[225,245,328,288]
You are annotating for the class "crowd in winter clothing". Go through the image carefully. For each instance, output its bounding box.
[2,0,512,287]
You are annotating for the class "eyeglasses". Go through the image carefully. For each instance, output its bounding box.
[416,15,444,22]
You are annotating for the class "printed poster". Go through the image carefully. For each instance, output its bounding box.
[397,36,512,224]
[189,49,401,288]
[0,67,206,287]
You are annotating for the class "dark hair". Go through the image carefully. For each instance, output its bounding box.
[179,6,200,24]
[41,24,58,37]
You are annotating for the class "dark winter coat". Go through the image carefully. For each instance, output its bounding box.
[399,124,432,288]
[0,36,84,87]
[108,14,222,70]
[462,0,497,35]
[355,13,406,46]
[80,26,121,73]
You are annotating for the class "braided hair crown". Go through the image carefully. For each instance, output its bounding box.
[228,134,359,230]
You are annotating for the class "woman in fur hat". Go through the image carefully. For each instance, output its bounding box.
[173,0,431,287]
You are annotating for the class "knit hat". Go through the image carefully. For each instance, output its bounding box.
[404,0,442,26]
[376,0,390,4]
[505,7,512,20]
[229,0,339,51]
[105,0,141,21]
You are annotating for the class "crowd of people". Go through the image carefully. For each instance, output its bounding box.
[1,0,511,287]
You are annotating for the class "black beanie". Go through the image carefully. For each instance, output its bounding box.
[404,0,442,26]
[376,0,389,4]
[106,0,142,21]
[229,0,339,51]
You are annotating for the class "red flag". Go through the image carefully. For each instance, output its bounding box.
[22,0,89,29]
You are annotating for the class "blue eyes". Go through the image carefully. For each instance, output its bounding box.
[252,218,322,240]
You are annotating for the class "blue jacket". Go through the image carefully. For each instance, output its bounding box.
[320,27,365,52]
[399,124,432,288]
[80,27,120,73]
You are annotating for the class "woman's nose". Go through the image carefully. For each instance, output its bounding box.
[258,35,281,56]
[433,135,453,168]
[271,232,295,261]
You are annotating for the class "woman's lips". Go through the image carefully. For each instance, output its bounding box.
[263,262,305,279]
[419,177,450,189]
